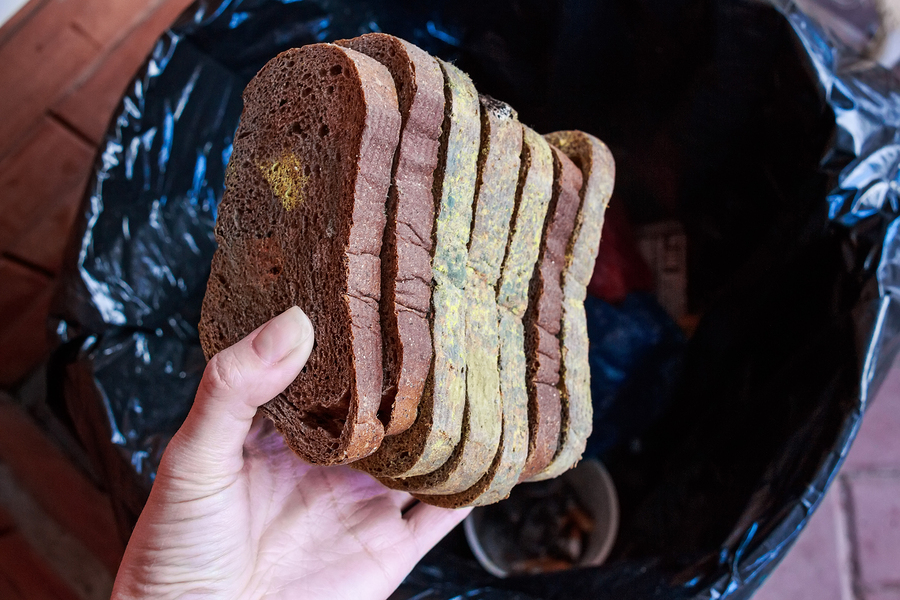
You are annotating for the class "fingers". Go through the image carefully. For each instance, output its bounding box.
[404,502,472,553]
[169,307,314,475]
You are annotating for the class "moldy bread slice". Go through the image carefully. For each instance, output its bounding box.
[354,59,479,478]
[415,125,553,507]
[335,34,445,436]
[529,131,614,481]
[199,44,401,465]
[518,146,584,480]
[385,96,521,496]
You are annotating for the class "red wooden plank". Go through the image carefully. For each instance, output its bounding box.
[6,169,88,275]
[0,573,28,600]
[0,1,99,163]
[0,0,169,163]
[0,0,51,47]
[71,0,169,52]
[0,117,94,260]
[0,395,124,574]
[0,529,82,600]
[0,259,50,322]
[0,503,16,533]
[53,0,195,143]
[0,277,54,387]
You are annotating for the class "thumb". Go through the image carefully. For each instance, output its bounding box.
[166,306,314,476]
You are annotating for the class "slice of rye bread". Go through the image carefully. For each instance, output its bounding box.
[334,34,445,436]
[517,145,584,481]
[414,125,554,507]
[354,59,480,478]
[529,131,614,481]
[382,96,521,495]
[198,44,401,465]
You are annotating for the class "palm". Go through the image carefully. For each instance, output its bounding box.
[239,419,427,599]
[114,308,467,600]
[131,418,438,600]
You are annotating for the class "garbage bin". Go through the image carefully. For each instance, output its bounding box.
[48,0,900,598]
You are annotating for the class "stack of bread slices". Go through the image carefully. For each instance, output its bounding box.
[199,33,615,508]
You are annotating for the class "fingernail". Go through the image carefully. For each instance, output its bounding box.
[252,306,313,365]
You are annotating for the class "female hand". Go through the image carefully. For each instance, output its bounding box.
[112,306,470,600]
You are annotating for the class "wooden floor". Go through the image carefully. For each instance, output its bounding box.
[0,389,120,599]
[0,0,193,597]
[0,0,194,388]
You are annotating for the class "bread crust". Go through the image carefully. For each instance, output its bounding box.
[335,34,445,436]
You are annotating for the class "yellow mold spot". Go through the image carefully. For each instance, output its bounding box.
[259,153,308,211]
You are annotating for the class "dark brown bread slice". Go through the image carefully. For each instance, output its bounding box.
[414,125,553,507]
[335,34,445,436]
[354,59,479,478]
[517,145,584,481]
[198,44,401,465]
[383,96,520,496]
[529,131,615,480]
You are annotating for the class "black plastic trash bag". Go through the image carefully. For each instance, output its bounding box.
[49,0,900,598]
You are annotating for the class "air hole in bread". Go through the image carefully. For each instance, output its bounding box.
[378,386,397,423]
[330,65,343,76]
[326,85,335,95]
[319,123,329,137]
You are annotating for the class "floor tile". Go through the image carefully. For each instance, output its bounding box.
[753,489,847,600]
[0,116,94,258]
[71,0,170,52]
[0,573,28,600]
[7,171,88,274]
[0,4,99,163]
[845,362,900,469]
[0,0,46,47]
[0,260,53,386]
[0,258,50,324]
[53,0,195,143]
[0,529,82,600]
[847,474,900,588]
[0,461,113,600]
[0,395,123,574]
[0,0,168,162]
[0,503,15,533]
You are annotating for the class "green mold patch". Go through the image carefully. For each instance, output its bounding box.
[260,153,308,211]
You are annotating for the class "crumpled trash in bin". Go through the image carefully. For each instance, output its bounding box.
[49,0,900,598]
